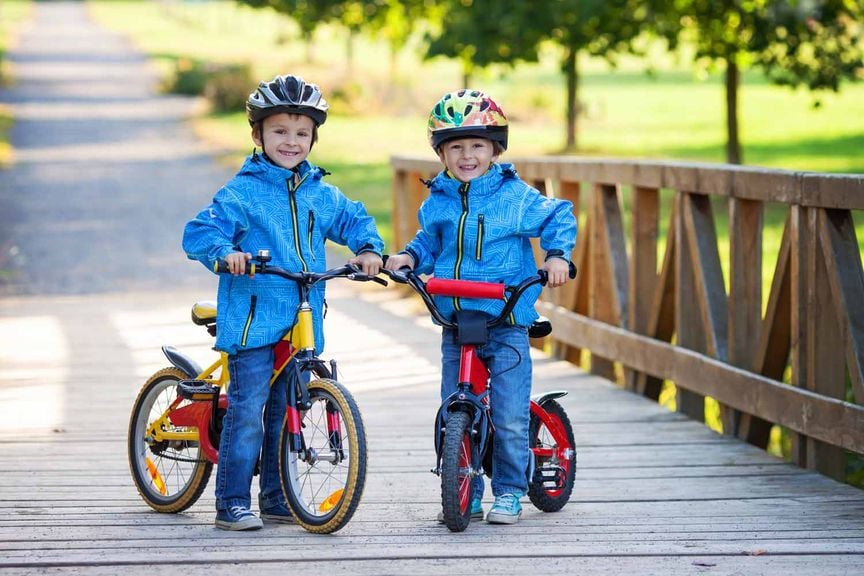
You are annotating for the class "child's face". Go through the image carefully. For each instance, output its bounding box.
[438,137,498,182]
[252,113,315,170]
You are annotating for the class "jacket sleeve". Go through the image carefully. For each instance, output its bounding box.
[517,185,577,261]
[182,186,249,272]
[403,199,441,275]
[325,188,385,256]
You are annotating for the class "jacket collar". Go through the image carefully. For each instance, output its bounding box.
[241,152,324,186]
[429,162,517,197]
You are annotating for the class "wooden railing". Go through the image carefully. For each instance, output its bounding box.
[391,155,864,481]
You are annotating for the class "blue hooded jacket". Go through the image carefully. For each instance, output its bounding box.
[404,163,577,327]
[183,154,384,354]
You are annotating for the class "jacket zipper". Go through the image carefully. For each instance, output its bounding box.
[475,213,484,260]
[307,210,316,261]
[453,182,470,311]
[241,294,257,348]
[287,175,309,272]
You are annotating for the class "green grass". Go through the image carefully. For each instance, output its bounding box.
[0,0,32,164]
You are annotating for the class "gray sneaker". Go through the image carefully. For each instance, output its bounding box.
[486,493,522,525]
[215,505,263,531]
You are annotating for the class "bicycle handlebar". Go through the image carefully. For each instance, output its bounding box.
[213,252,388,288]
[378,266,548,330]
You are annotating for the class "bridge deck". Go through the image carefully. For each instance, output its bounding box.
[1,283,862,575]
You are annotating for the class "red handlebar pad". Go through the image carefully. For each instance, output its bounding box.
[426,278,505,299]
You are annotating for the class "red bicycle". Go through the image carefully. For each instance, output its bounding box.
[380,266,577,532]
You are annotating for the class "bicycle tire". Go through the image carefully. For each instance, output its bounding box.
[527,399,576,512]
[440,410,474,532]
[127,367,213,513]
[279,378,366,534]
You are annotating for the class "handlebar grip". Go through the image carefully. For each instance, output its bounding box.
[213,260,257,275]
[426,278,505,299]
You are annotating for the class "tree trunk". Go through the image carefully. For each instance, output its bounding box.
[564,47,579,151]
[725,57,742,164]
[461,60,473,89]
[345,30,355,80]
[304,31,314,64]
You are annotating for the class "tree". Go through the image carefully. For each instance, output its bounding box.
[239,1,387,73]
[365,0,437,84]
[660,0,864,164]
[424,0,659,151]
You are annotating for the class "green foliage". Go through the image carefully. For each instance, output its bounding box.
[667,0,864,91]
[656,0,864,162]
[423,1,667,149]
[164,59,254,113]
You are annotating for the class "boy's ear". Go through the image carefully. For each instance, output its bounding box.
[251,124,263,147]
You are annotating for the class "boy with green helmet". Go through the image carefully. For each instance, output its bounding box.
[386,89,577,524]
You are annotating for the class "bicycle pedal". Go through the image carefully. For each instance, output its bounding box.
[178,380,219,401]
[535,466,566,489]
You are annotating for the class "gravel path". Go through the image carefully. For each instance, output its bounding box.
[0,1,232,295]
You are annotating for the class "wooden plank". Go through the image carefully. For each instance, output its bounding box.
[727,198,764,440]
[676,192,706,420]
[818,208,864,404]
[683,193,729,362]
[626,186,659,392]
[802,173,864,210]
[588,184,624,380]
[804,208,847,479]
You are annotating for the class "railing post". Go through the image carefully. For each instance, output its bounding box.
[727,197,766,442]
[626,186,659,392]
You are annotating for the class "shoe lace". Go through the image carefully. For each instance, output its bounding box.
[495,493,519,510]
[228,505,251,518]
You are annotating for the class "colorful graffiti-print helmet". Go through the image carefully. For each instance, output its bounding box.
[427,89,508,151]
[246,74,328,127]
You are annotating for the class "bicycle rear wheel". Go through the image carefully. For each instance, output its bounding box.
[279,378,366,534]
[128,367,213,512]
[440,410,474,532]
[528,399,576,512]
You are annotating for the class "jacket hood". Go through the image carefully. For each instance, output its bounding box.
[428,162,518,198]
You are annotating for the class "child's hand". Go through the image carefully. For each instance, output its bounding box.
[349,252,383,277]
[225,251,252,275]
[384,253,414,271]
[543,258,569,288]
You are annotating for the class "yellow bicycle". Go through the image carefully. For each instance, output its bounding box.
[127,250,383,533]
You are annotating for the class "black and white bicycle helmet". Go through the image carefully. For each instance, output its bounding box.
[246,74,328,127]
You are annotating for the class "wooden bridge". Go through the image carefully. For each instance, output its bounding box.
[2,151,864,573]
[1,1,863,572]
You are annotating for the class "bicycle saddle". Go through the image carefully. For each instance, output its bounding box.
[191,301,217,325]
[528,316,552,339]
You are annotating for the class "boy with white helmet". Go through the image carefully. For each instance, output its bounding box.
[184,75,383,530]
[385,89,576,524]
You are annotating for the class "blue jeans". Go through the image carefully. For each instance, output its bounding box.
[441,324,532,498]
[215,345,291,511]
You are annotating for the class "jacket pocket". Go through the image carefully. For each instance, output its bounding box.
[475,214,485,260]
[240,294,257,347]
[307,210,316,261]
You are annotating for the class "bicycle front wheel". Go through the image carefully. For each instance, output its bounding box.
[440,410,474,532]
[127,367,213,513]
[279,378,367,533]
